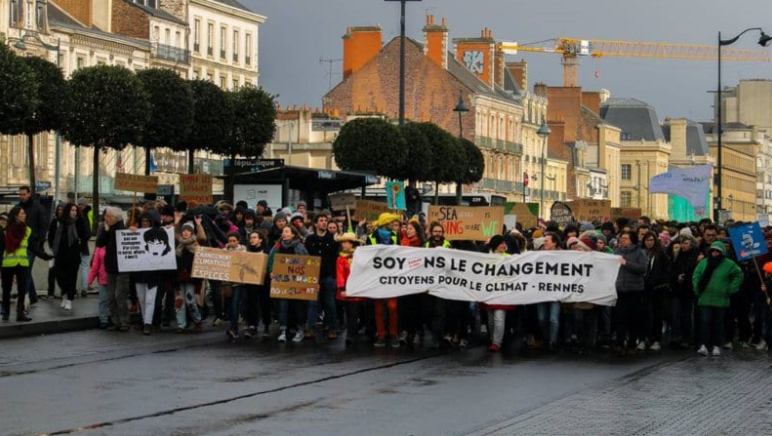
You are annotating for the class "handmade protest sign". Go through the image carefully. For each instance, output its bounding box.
[611,207,642,221]
[329,193,356,212]
[550,202,573,228]
[269,254,321,301]
[354,200,392,221]
[504,202,539,228]
[427,205,504,241]
[347,246,620,306]
[386,181,406,210]
[729,222,769,262]
[114,173,159,194]
[116,227,176,272]
[191,247,268,284]
[568,199,611,223]
[179,174,213,204]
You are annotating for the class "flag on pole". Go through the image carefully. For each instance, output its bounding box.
[116,151,124,173]
[149,152,157,174]
[649,164,712,214]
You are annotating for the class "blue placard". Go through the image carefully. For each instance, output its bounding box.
[729,222,768,261]
[386,181,406,210]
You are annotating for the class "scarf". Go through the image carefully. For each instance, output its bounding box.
[401,235,422,247]
[176,235,198,257]
[375,228,393,244]
[5,221,27,253]
[280,238,302,253]
[697,253,723,294]
[53,218,79,256]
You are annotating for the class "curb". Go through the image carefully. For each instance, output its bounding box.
[0,316,99,340]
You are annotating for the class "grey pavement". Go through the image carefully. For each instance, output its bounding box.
[0,296,100,339]
[3,327,770,436]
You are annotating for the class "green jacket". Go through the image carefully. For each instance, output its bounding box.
[692,241,743,308]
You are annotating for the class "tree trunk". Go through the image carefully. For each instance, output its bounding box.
[434,181,439,205]
[27,133,36,197]
[92,146,100,235]
[225,152,236,202]
[144,146,151,175]
[455,181,462,206]
[188,148,195,174]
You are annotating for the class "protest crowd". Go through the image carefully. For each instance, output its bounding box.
[2,185,772,361]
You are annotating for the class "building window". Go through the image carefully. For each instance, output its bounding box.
[621,164,631,180]
[76,56,85,69]
[194,19,201,52]
[220,26,227,59]
[164,28,170,45]
[233,30,239,63]
[621,191,632,207]
[175,31,181,48]
[153,25,160,41]
[621,132,633,141]
[36,0,46,29]
[192,69,200,79]
[245,33,252,65]
[219,75,226,89]
[25,0,33,29]
[10,0,21,25]
[233,78,239,90]
[207,22,214,56]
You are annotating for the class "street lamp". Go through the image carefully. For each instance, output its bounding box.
[453,91,469,205]
[10,32,62,216]
[715,27,771,223]
[385,0,422,126]
[537,120,551,220]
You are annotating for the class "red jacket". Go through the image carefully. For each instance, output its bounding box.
[336,251,365,302]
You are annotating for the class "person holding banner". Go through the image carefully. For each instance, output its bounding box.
[335,232,365,348]
[613,230,648,356]
[50,203,90,312]
[98,207,131,332]
[268,226,309,343]
[305,213,340,341]
[536,232,563,352]
[245,229,271,339]
[367,213,402,348]
[175,219,205,333]
[225,231,248,341]
[693,241,744,357]
[398,220,426,348]
[480,235,513,353]
[130,212,167,336]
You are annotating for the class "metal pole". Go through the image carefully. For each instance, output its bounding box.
[540,137,545,220]
[287,121,293,166]
[398,0,406,126]
[52,39,62,217]
[716,31,723,224]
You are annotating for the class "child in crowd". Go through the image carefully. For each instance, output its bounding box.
[335,232,365,347]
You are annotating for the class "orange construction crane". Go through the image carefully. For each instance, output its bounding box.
[497,38,771,87]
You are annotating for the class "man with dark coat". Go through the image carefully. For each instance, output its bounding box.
[18,186,48,304]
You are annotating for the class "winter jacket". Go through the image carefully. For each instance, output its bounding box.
[267,239,308,274]
[692,241,744,308]
[644,250,670,291]
[336,251,365,302]
[96,220,125,275]
[614,244,647,293]
[87,246,108,286]
[305,231,340,278]
[19,197,47,249]
[670,247,699,299]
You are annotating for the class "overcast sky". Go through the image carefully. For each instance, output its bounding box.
[245,0,772,122]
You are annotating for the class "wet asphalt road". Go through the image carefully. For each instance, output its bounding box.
[0,328,768,436]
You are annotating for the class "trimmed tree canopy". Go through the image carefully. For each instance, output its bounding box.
[136,68,194,151]
[18,56,69,137]
[416,122,466,184]
[222,85,276,159]
[458,138,484,184]
[62,65,150,149]
[397,122,433,182]
[333,117,407,179]
[177,79,234,155]
[0,43,39,135]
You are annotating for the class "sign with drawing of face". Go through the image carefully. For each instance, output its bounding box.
[116,227,177,272]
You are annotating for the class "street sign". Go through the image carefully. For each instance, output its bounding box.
[225,158,285,172]
[157,184,174,196]
[523,172,529,187]
[35,181,51,191]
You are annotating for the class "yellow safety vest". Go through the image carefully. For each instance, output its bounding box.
[425,240,451,248]
[2,227,31,268]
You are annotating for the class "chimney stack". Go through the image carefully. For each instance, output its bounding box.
[534,82,547,97]
[423,15,449,69]
[454,27,497,89]
[342,26,382,80]
[506,60,528,91]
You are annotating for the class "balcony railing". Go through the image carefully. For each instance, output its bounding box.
[151,43,191,64]
[474,136,523,154]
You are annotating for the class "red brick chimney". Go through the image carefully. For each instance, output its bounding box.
[582,91,601,115]
[342,26,382,80]
[423,15,448,69]
[507,60,527,91]
[454,27,496,89]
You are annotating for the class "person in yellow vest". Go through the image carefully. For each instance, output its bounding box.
[366,212,401,347]
[2,207,33,322]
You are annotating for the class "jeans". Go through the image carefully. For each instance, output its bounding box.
[25,252,37,302]
[176,282,201,329]
[97,284,109,324]
[2,265,28,316]
[699,306,726,349]
[615,292,645,349]
[106,273,130,328]
[671,295,694,344]
[79,254,91,291]
[277,298,307,331]
[307,276,338,330]
[230,285,249,332]
[135,283,157,326]
[487,309,506,346]
[537,302,561,345]
[573,306,598,349]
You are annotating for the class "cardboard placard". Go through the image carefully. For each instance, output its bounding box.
[550,202,573,228]
[179,174,213,204]
[269,254,321,301]
[504,202,539,229]
[427,205,504,241]
[114,173,159,194]
[354,200,391,222]
[568,199,611,223]
[329,193,356,212]
[116,227,176,272]
[611,207,642,221]
[191,247,268,285]
[729,222,768,262]
[386,181,406,210]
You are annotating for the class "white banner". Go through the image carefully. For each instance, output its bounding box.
[347,246,620,306]
[116,227,177,273]
[649,164,712,214]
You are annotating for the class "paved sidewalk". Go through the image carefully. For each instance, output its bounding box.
[0,296,100,339]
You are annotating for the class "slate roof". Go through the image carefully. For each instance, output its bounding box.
[698,121,751,134]
[123,1,187,26]
[48,2,151,47]
[502,67,523,97]
[212,0,253,13]
[663,120,710,156]
[600,98,665,142]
